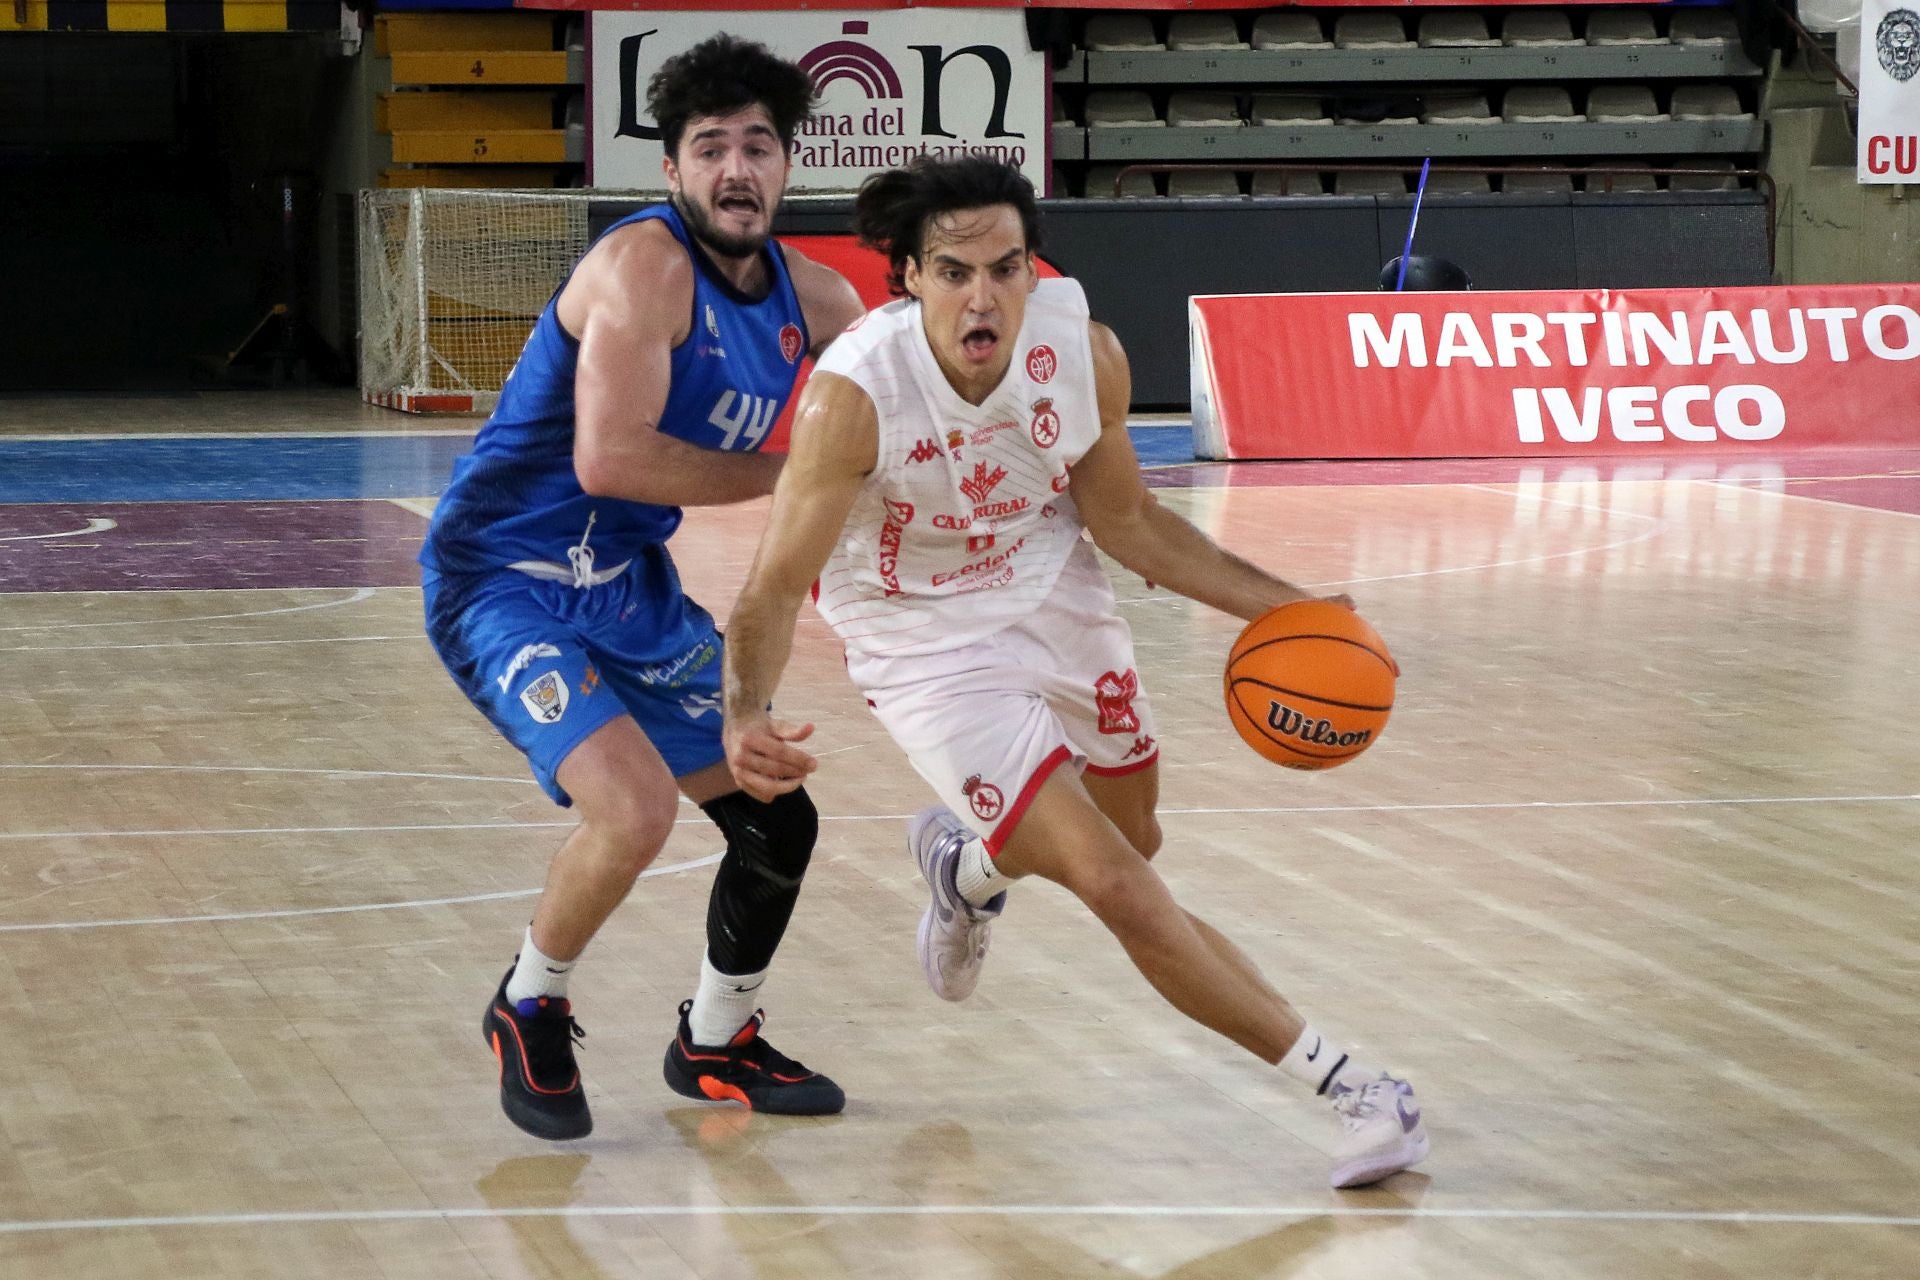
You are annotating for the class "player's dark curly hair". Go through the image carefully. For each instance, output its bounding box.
[853,156,1044,296]
[646,34,817,158]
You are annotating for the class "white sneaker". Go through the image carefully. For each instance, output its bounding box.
[908,807,1004,1002]
[1329,1075,1429,1189]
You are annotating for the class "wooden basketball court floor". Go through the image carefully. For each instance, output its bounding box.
[1,395,1916,1278]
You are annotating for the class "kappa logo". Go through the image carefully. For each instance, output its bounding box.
[906,437,943,465]
[520,671,569,724]
[961,774,1004,821]
[1029,398,1061,448]
[1025,344,1057,384]
[497,642,563,693]
[579,664,601,696]
[1123,734,1156,760]
[779,322,805,364]
[959,460,1008,505]
[1094,669,1141,735]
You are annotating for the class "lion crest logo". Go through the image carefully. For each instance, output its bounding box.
[1879,9,1920,82]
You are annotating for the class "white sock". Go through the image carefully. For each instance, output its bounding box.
[504,926,576,1005]
[1278,1025,1380,1096]
[953,835,1015,909]
[689,954,766,1046]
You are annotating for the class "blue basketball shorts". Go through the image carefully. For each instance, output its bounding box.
[422,546,728,806]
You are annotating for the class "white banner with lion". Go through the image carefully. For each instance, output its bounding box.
[1859,0,1920,181]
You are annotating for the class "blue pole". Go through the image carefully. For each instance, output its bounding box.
[1394,158,1433,291]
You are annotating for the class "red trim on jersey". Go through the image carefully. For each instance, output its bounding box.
[1084,752,1159,778]
[984,745,1073,857]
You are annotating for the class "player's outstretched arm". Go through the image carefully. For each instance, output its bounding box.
[780,245,867,359]
[1072,322,1348,622]
[722,371,879,801]
[565,222,786,507]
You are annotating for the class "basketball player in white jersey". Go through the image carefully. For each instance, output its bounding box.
[720,156,1429,1188]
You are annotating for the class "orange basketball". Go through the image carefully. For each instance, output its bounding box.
[1223,600,1396,771]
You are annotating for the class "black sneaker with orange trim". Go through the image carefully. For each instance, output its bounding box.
[482,971,592,1140]
[662,999,845,1115]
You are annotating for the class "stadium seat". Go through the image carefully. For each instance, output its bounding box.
[1669,9,1741,43]
[1084,164,1158,197]
[1423,92,1498,125]
[1502,167,1574,193]
[1419,13,1500,48]
[1334,170,1409,195]
[1334,14,1412,49]
[1168,14,1245,50]
[1251,13,1329,49]
[1503,11,1582,46]
[1503,86,1585,123]
[1167,170,1244,196]
[1085,15,1161,51]
[1424,170,1493,193]
[1670,84,1751,120]
[1085,91,1162,127]
[1586,84,1667,122]
[1252,94,1331,126]
[1669,160,1739,190]
[1167,92,1242,127]
[1251,170,1326,196]
[1588,165,1659,192]
[1586,10,1665,45]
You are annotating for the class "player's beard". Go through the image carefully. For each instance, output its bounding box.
[673,191,768,261]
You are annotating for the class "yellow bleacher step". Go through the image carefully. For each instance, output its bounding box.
[378,92,557,134]
[375,12,558,54]
[388,50,579,87]
[389,130,577,165]
[378,167,574,189]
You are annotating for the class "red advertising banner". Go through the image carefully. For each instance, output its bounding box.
[1189,285,1920,460]
[527,1,1606,11]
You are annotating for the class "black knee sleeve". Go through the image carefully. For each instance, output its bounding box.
[699,787,818,975]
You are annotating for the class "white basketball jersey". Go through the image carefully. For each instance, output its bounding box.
[811,277,1104,658]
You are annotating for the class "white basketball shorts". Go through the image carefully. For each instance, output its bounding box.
[845,544,1160,854]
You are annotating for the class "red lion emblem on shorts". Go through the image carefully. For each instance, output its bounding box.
[962,774,1004,821]
[1095,669,1141,735]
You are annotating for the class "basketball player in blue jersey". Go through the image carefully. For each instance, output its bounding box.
[419,35,865,1141]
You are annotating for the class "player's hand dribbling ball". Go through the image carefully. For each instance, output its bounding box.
[1224,600,1396,770]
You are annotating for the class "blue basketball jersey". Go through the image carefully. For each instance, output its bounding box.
[420,203,809,576]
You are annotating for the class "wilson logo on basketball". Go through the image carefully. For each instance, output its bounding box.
[779,323,804,364]
[906,437,943,465]
[1029,398,1061,448]
[962,774,1004,821]
[1266,702,1374,749]
[1095,669,1141,734]
[1025,345,1057,384]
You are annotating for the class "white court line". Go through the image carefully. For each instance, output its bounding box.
[0,1202,1913,1236]
[1121,481,1670,605]
[0,853,722,933]
[0,517,117,543]
[0,763,539,784]
[5,792,1915,845]
[388,496,438,520]
[0,586,377,632]
[0,634,414,653]
[1705,475,1920,521]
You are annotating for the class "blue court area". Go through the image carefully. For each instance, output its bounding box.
[1,425,1197,503]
